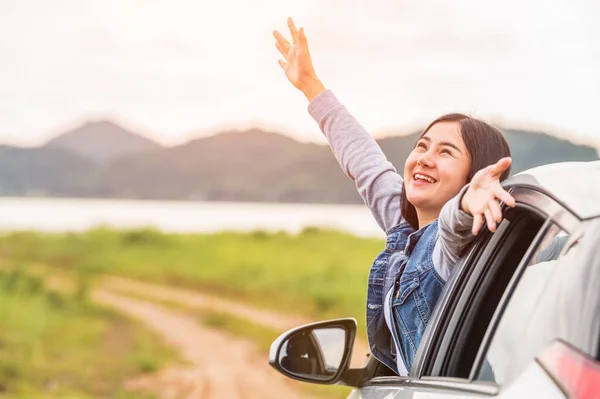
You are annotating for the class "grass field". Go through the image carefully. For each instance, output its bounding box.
[0,227,383,398]
[0,264,178,399]
[0,227,384,331]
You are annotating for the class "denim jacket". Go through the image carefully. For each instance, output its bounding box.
[366,219,445,374]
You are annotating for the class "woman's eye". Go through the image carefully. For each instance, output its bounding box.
[441,148,452,155]
[416,142,427,150]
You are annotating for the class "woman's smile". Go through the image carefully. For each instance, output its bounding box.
[412,173,438,185]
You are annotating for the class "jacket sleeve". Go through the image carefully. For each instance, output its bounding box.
[432,184,475,281]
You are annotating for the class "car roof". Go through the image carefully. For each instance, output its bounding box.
[507,160,600,219]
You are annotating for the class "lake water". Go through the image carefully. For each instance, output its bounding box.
[0,197,384,238]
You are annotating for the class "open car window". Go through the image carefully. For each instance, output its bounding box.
[473,223,569,384]
[472,219,600,389]
[414,188,581,387]
[366,188,587,398]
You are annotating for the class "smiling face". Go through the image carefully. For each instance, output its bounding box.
[403,121,471,224]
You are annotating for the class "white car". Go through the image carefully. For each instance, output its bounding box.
[270,161,600,399]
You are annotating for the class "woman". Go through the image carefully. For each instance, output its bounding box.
[273,18,514,375]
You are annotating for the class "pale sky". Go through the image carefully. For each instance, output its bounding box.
[1,0,599,148]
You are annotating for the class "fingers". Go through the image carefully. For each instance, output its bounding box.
[277,59,287,71]
[275,40,289,59]
[489,199,503,223]
[484,208,497,232]
[273,30,292,57]
[472,213,483,236]
[495,187,515,207]
[274,40,286,58]
[476,197,506,234]
[475,194,512,234]
[287,17,299,47]
[485,194,511,232]
[299,26,308,50]
[472,202,499,235]
[491,157,512,177]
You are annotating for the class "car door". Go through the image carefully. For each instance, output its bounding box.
[350,185,594,398]
[467,217,600,398]
[419,186,577,380]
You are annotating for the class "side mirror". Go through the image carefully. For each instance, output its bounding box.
[269,318,357,385]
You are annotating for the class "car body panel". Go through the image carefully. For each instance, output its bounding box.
[498,361,565,399]
[348,360,565,399]
[512,160,600,219]
[347,385,487,399]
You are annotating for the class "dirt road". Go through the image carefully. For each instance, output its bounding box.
[94,289,327,399]
[103,276,311,332]
[26,265,370,397]
[102,276,372,366]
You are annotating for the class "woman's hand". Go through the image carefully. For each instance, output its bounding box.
[273,18,325,101]
[461,157,516,235]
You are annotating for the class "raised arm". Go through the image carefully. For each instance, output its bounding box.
[309,90,402,231]
[273,18,402,231]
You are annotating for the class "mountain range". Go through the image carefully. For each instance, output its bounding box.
[0,120,597,204]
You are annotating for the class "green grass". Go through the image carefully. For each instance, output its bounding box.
[0,265,178,399]
[0,227,384,336]
[0,227,383,398]
[199,310,277,353]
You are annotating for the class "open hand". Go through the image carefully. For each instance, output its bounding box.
[461,157,515,235]
[273,18,324,100]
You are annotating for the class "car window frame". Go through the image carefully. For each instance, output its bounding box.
[433,205,547,377]
[360,185,582,395]
[371,187,578,389]
[468,209,579,382]
[426,187,579,380]
[410,221,498,377]
[471,217,600,379]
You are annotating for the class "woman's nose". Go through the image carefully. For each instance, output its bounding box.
[417,153,435,168]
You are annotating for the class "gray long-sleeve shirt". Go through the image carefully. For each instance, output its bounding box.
[308,89,475,281]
